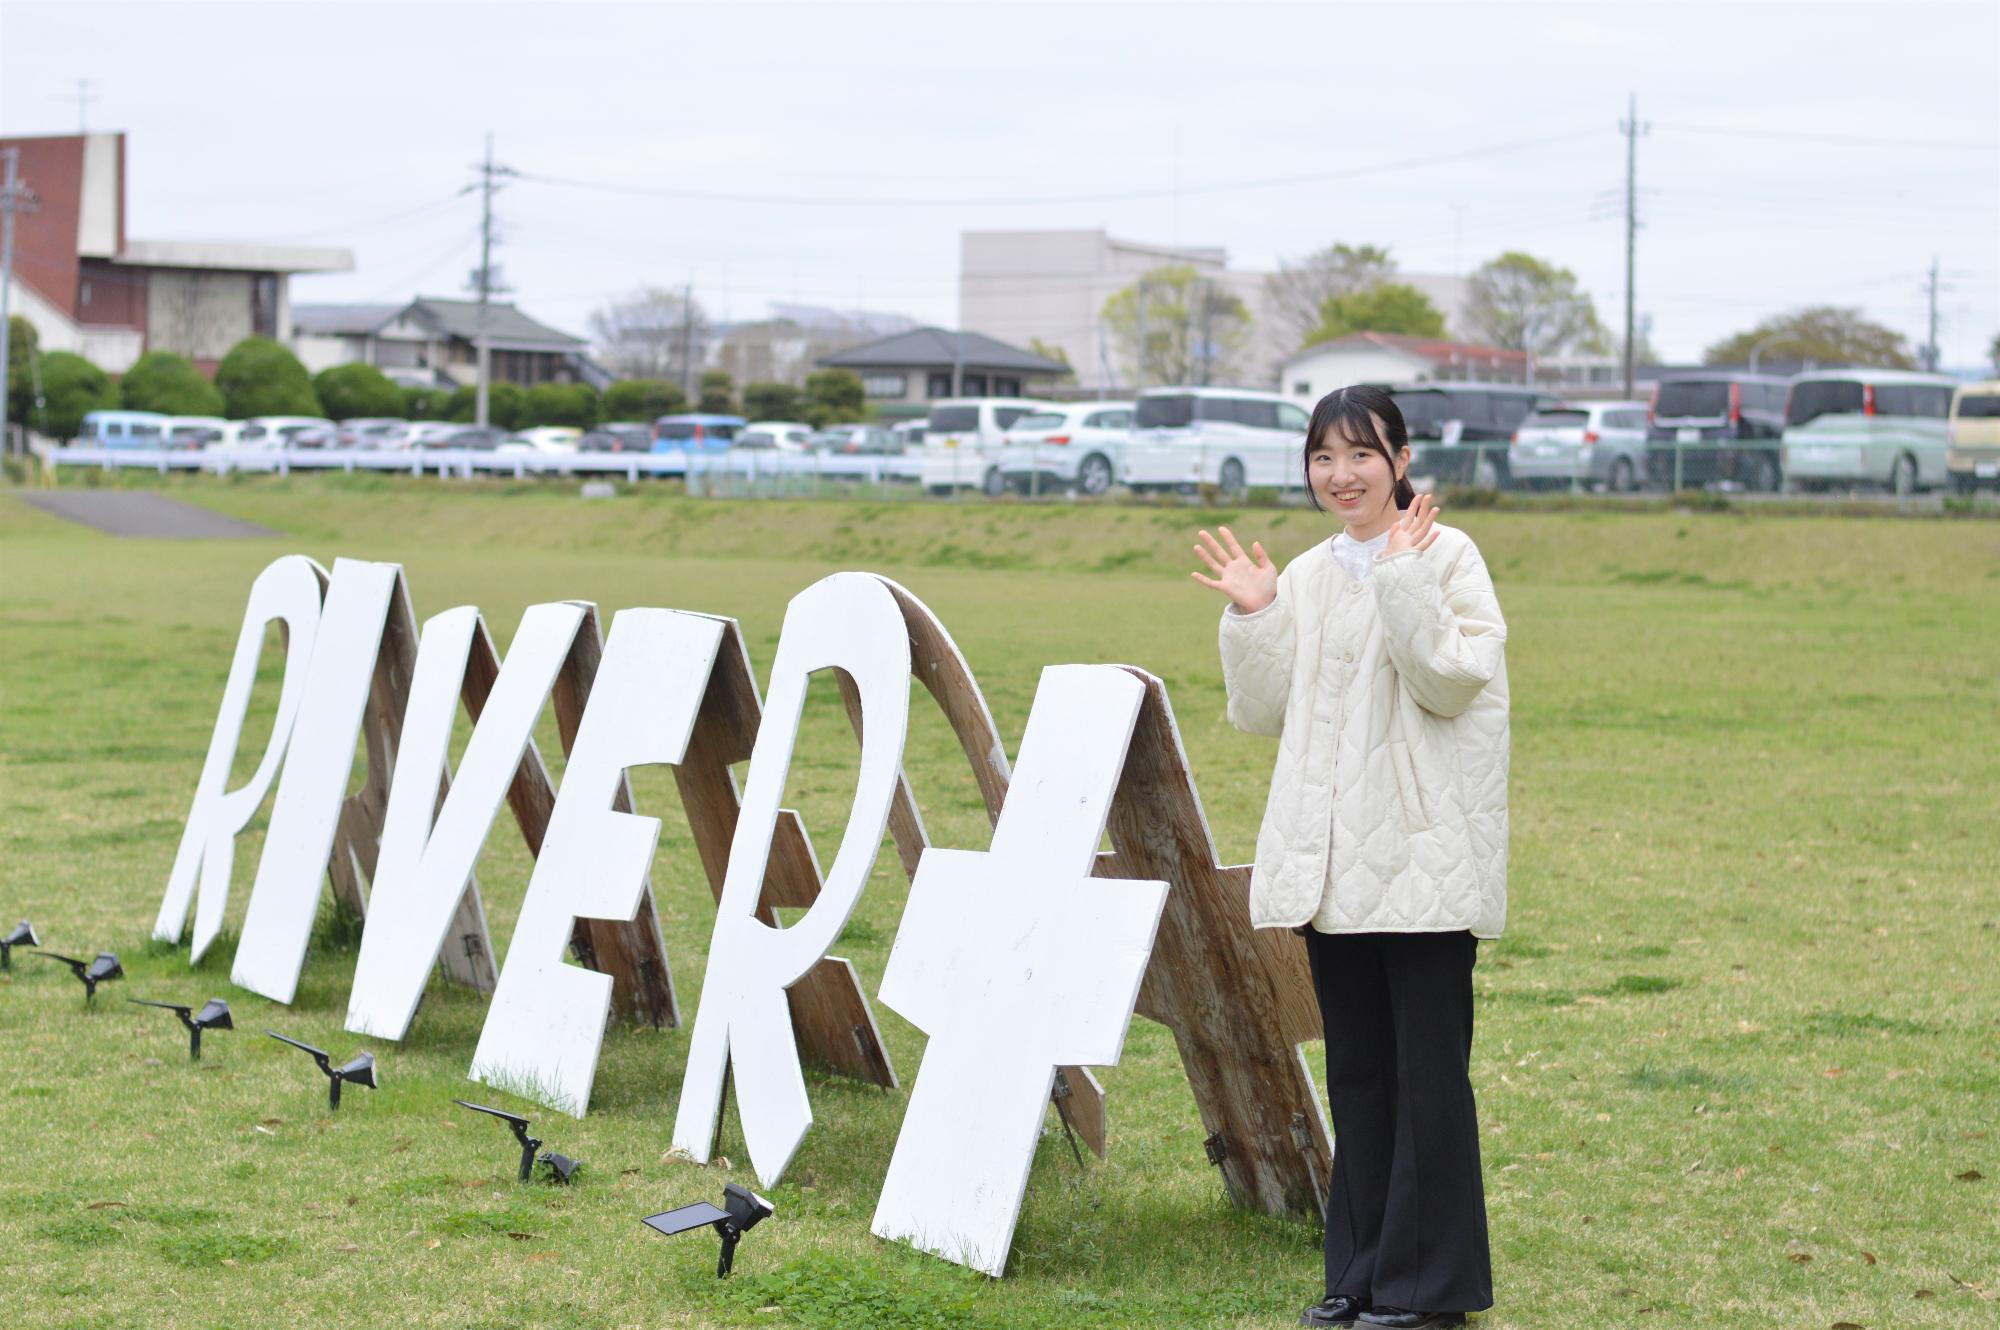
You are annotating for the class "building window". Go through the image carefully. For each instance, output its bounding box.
[927,372,953,398]
[252,274,279,339]
[861,372,906,398]
[992,376,1020,397]
[1293,381,1311,396]
[962,373,988,396]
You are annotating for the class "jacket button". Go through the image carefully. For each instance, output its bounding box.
[1348,583,1362,595]
[1342,649,1354,663]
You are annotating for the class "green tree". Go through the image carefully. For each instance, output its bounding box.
[1266,243,1398,346]
[1703,307,1916,370]
[117,351,226,416]
[801,369,865,426]
[35,351,119,441]
[400,385,452,420]
[444,382,527,429]
[313,363,406,421]
[697,369,735,415]
[740,381,803,421]
[523,382,598,428]
[601,378,687,422]
[215,336,321,418]
[1302,282,1447,347]
[7,315,39,429]
[1027,338,1075,381]
[1463,252,1602,357]
[1101,265,1251,386]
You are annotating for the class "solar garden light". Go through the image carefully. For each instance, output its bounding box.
[36,951,123,1005]
[642,1182,774,1277]
[1,921,38,971]
[130,997,233,1060]
[266,1032,377,1109]
[453,1099,581,1183]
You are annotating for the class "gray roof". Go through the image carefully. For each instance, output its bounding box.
[292,303,403,336]
[409,297,587,351]
[815,327,1067,374]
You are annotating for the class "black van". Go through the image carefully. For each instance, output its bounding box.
[1644,373,1790,491]
[1387,383,1562,488]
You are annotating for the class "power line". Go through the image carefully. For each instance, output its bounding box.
[513,129,1598,209]
[1655,122,2000,151]
[259,191,472,244]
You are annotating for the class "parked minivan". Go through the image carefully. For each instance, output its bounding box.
[1645,372,1790,491]
[1945,380,2000,493]
[1780,369,1956,493]
[918,397,1060,493]
[1388,383,1561,488]
[160,415,230,450]
[1121,387,1313,496]
[651,414,745,452]
[1508,401,1651,492]
[237,416,335,450]
[76,410,169,448]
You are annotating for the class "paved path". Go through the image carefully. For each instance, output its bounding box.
[13,490,277,539]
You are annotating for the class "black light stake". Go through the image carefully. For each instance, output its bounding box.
[130,997,233,1060]
[266,1032,377,1109]
[1,921,37,971]
[453,1099,582,1183]
[35,951,122,1005]
[642,1183,775,1277]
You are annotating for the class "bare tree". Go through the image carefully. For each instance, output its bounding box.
[1462,252,1601,358]
[587,287,709,380]
[1265,243,1397,348]
[1102,267,1251,386]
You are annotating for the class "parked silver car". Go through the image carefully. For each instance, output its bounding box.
[1508,401,1651,492]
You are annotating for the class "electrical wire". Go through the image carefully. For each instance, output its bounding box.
[1655,122,2000,151]
[259,191,472,243]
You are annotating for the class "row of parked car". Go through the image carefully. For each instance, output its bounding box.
[73,369,2000,499]
[906,367,2000,499]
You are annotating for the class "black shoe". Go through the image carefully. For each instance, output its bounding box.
[1357,1311,1466,1329]
[1300,1294,1369,1326]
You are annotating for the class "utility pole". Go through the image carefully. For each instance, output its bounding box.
[1619,94,1648,401]
[680,278,695,404]
[1198,280,1214,386]
[55,79,96,133]
[1134,276,1149,392]
[470,134,514,428]
[1923,256,1941,371]
[1,148,37,457]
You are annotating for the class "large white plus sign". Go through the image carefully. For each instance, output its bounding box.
[871,664,1168,1276]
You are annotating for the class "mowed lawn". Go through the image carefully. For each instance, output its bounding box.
[1,474,1995,1330]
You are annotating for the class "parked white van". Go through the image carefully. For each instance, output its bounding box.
[918,397,1060,493]
[992,401,1135,497]
[1781,370,1956,493]
[1121,387,1312,496]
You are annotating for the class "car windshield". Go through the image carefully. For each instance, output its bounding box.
[1525,410,1589,429]
[1958,394,2000,419]
[1655,381,1730,418]
[1013,413,1066,431]
[658,423,698,440]
[1787,381,1866,426]
[1389,391,1448,435]
[928,406,978,431]
[739,431,776,448]
[168,426,215,444]
[1136,395,1195,429]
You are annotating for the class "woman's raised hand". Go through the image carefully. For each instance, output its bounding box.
[1381,493,1442,559]
[1191,525,1277,614]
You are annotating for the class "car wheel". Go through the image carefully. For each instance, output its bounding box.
[983,467,1007,498]
[1892,453,1918,496]
[1078,453,1114,497]
[1218,458,1247,498]
[1610,457,1636,493]
[1748,452,1781,493]
[1950,471,1974,495]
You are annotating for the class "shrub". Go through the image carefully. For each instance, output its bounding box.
[601,378,687,421]
[741,381,803,421]
[401,385,452,420]
[313,363,405,420]
[444,381,526,429]
[215,336,320,418]
[697,369,735,415]
[117,351,225,417]
[523,382,598,428]
[34,351,119,441]
[802,368,864,426]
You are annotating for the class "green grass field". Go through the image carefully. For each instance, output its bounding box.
[2,474,1995,1329]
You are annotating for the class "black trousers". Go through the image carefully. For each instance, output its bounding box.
[1305,929,1493,1313]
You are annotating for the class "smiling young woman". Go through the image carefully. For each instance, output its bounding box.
[1190,385,1510,1329]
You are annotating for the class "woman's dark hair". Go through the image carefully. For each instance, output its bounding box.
[1302,385,1417,512]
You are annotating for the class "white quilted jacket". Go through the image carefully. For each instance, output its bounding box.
[1218,524,1509,936]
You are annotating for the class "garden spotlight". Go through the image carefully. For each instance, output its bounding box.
[130,997,233,1060]
[1,921,37,971]
[453,1099,582,1183]
[642,1182,774,1277]
[266,1032,377,1109]
[36,951,122,1005]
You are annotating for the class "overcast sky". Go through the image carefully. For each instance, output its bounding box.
[3,0,1996,365]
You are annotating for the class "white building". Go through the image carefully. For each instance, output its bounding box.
[1279,333,1529,406]
[958,229,1470,394]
